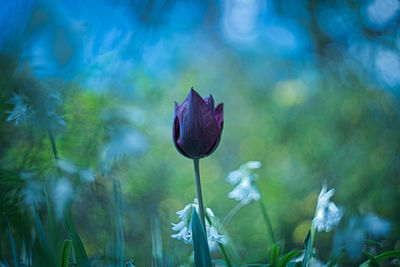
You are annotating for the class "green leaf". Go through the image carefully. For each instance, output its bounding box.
[278,250,302,267]
[191,209,212,267]
[362,251,381,267]
[6,215,19,267]
[59,240,72,267]
[365,239,384,248]
[65,210,90,267]
[302,229,311,267]
[327,250,344,267]
[269,244,281,267]
[375,250,400,261]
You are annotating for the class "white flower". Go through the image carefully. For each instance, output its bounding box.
[57,158,95,183]
[228,176,260,203]
[6,92,35,126]
[6,91,65,129]
[227,161,261,204]
[312,182,343,232]
[20,172,44,209]
[171,199,224,248]
[51,178,74,219]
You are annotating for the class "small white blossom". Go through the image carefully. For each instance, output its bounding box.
[228,176,260,203]
[171,199,224,248]
[312,182,343,232]
[227,161,262,204]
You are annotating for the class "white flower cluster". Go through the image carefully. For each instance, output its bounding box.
[312,182,343,232]
[6,92,35,126]
[6,91,65,129]
[171,199,224,248]
[226,161,261,204]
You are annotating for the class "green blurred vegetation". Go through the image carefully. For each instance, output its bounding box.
[1,1,400,266]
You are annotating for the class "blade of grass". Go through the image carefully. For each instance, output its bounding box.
[362,251,381,267]
[191,209,212,267]
[205,212,232,267]
[278,250,302,267]
[269,244,280,267]
[112,178,124,267]
[32,204,47,249]
[302,229,311,267]
[65,209,90,267]
[58,240,72,267]
[375,250,400,261]
[6,215,19,267]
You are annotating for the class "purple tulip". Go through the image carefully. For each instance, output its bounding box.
[173,88,223,159]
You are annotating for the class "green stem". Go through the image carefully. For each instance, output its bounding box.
[302,227,316,267]
[221,201,246,232]
[258,200,276,245]
[205,214,232,267]
[217,243,232,267]
[48,128,59,160]
[193,159,206,235]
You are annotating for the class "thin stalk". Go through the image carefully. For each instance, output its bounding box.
[205,214,232,267]
[258,200,276,245]
[193,159,206,234]
[221,201,246,232]
[217,243,232,267]
[48,128,59,160]
[302,226,316,267]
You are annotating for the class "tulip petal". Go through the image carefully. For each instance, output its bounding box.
[204,94,215,114]
[173,116,190,158]
[215,103,223,129]
[175,101,181,115]
[177,89,220,158]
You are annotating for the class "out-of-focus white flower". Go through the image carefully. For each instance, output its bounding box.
[364,213,391,238]
[6,92,35,126]
[171,199,224,248]
[228,176,260,203]
[312,182,343,232]
[56,158,95,182]
[226,161,261,204]
[51,178,74,219]
[6,91,66,129]
[20,172,44,209]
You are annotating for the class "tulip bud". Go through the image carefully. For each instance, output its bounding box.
[173,88,223,159]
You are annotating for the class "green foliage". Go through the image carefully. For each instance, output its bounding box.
[65,210,90,267]
[191,209,212,267]
[58,240,72,267]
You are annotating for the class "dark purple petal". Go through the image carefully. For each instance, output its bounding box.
[204,94,215,114]
[173,116,190,157]
[177,89,220,158]
[215,103,223,129]
[174,101,181,115]
[203,131,222,157]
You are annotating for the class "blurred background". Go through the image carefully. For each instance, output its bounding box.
[1,0,399,266]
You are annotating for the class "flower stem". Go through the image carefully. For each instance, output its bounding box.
[48,128,59,160]
[205,213,232,267]
[302,226,316,267]
[193,159,206,234]
[221,201,246,232]
[258,200,276,245]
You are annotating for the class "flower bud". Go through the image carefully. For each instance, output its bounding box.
[173,88,223,159]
